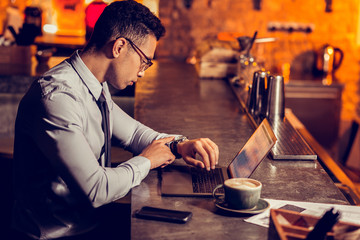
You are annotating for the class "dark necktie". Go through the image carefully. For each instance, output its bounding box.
[98,91,111,167]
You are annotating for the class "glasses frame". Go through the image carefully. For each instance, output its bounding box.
[116,37,153,72]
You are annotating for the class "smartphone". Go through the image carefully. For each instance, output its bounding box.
[134,206,192,224]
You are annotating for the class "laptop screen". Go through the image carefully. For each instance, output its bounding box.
[227,119,277,178]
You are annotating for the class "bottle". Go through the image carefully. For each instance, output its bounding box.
[24,6,42,36]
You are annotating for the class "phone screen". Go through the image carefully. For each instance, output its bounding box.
[135,206,192,223]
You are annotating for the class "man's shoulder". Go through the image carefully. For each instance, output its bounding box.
[38,60,84,99]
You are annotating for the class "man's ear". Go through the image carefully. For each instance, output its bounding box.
[112,38,126,58]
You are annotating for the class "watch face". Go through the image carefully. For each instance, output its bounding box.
[175,136,188,142]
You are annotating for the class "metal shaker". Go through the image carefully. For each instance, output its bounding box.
[247,71,268,117]
[266,75,285,120]
[247,71,259,114]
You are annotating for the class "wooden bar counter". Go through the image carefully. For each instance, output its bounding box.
[131,61,348,240]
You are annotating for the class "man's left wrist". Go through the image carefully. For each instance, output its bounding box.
[168,136,188,158]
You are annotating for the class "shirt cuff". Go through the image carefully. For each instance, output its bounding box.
[118,156,151,182]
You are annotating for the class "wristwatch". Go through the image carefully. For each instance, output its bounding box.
[167,136,188,159]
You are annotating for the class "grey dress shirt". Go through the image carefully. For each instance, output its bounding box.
[12,51,174,239]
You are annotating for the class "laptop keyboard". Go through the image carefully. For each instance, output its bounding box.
[269,118,317,160]
[190,168,225,193]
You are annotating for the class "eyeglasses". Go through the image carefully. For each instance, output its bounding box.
[123,37,153,72]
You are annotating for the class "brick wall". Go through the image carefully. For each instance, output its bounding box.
[157,0,360,121]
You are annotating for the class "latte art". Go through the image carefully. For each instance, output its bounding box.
[225,179,259,189]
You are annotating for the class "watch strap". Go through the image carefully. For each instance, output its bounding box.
[168,136,188,159]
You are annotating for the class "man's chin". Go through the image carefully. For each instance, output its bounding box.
[107,80,135,90]
[107,82,125,90]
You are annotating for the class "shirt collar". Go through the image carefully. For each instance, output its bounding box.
[69,50,104,101]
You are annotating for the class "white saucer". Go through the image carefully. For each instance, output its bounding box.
[214,199,270,214]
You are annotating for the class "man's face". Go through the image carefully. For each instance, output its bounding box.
[106,35,157,90]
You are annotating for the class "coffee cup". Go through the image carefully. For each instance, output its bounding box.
[212,178,262,210]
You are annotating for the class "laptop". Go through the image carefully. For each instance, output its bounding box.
[160,118,277,197]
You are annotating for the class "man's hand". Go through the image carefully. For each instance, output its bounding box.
[177,138,219,171]
[140,137,176,169]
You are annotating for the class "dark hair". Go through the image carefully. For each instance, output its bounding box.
[85,0,165,50]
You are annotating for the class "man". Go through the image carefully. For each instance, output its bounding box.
[12,1,219,239]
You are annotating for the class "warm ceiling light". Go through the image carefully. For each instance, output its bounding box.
[43,24,58,34]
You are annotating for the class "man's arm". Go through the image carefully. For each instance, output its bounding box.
[111,102,176,155]
[111,103,219,170]
[36,93,169,207]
